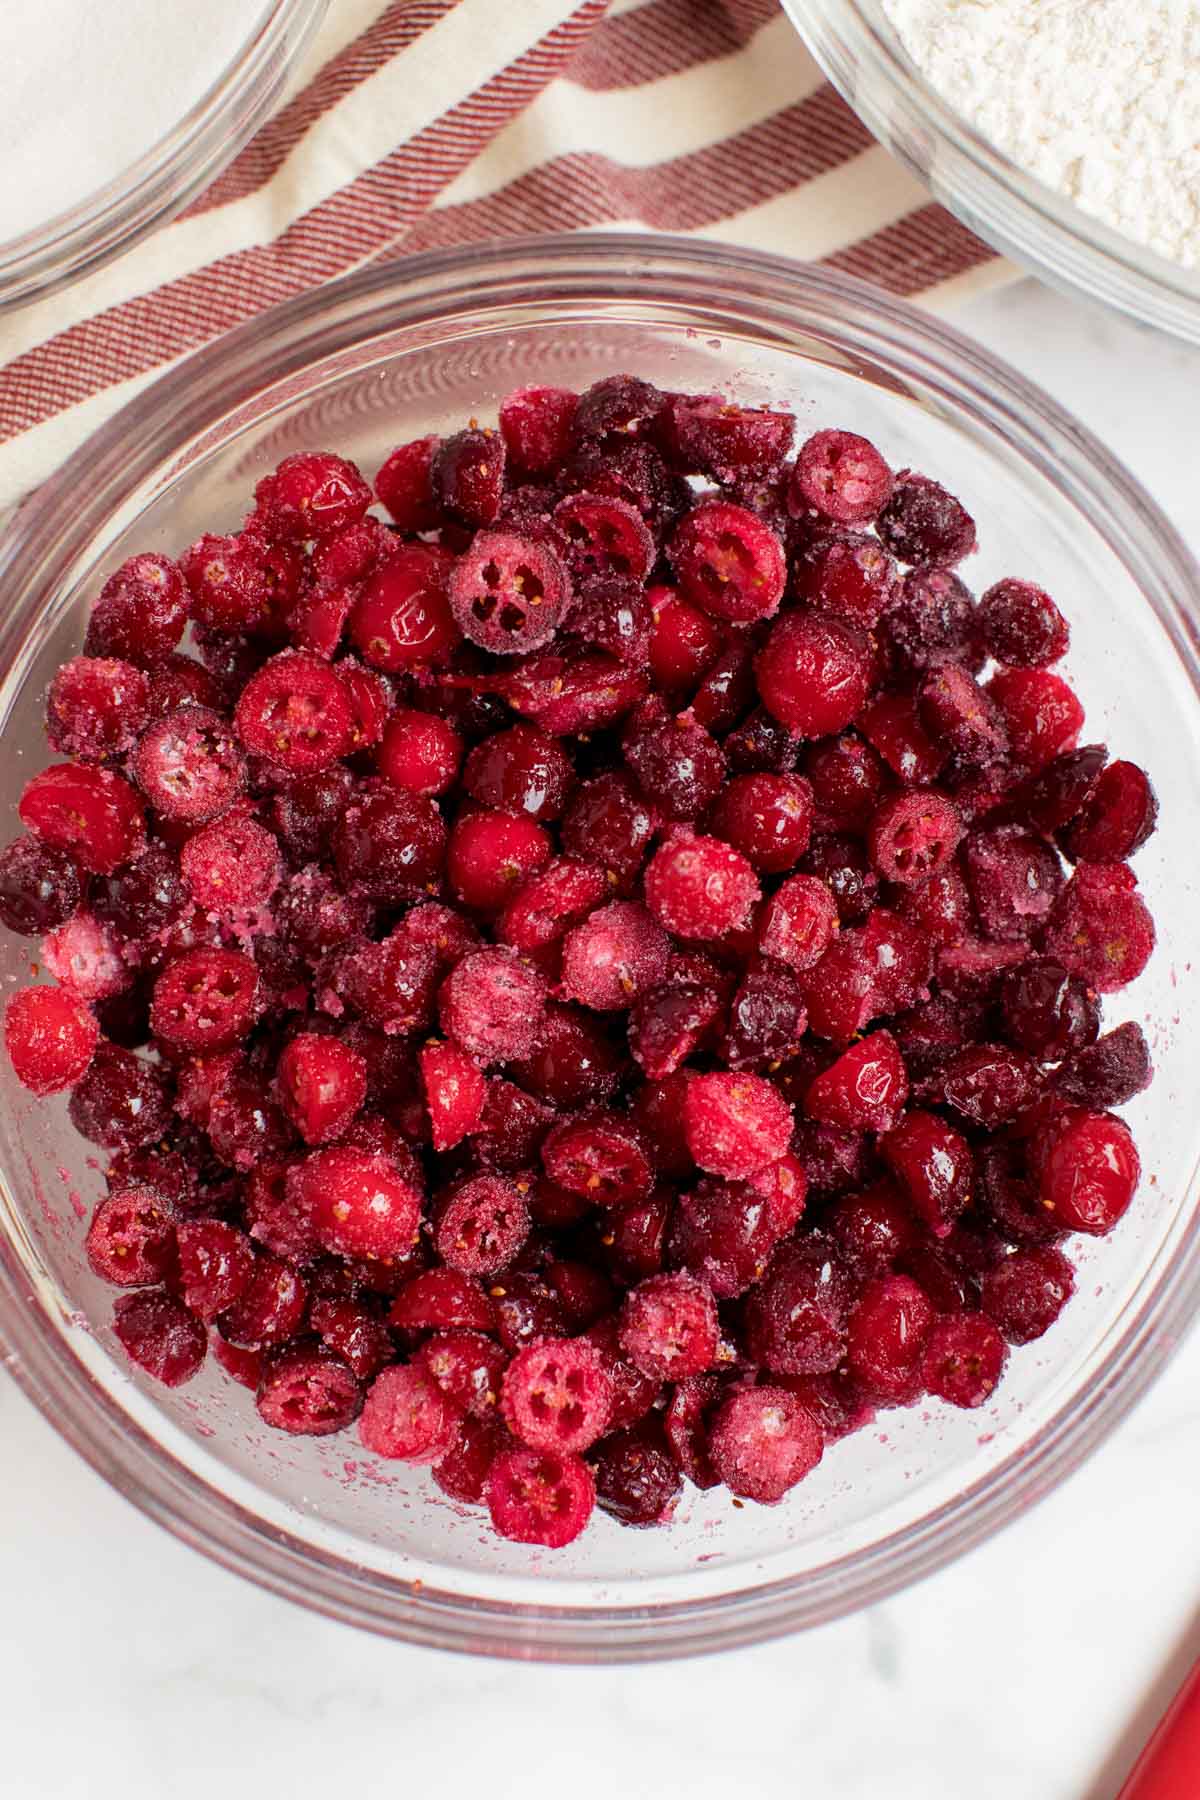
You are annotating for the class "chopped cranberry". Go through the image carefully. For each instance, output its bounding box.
[561,771,658,890]
[86,1186,176,1287]
[897,865,971,947]
[869,791,962,887]
[801,734,881,833]
[437,946,546,1065]
[647,587,724,695]
[725,705,800,776]
[710,772,813,874]
[4,986,99,1095]
[112,1289,206,1387]
[707,1384,823,1503]
[683,1073,791,1180]
[448,529,570,656]
[1032,1106,1140,1234]
[45,656,149,764]
[133,706,246,825]
[287,1146,422,1262]
[626,979,720,1080]
[936,1042,1041,1128]
[374,435,440,530]
[232,650,352,773]
[1062,760,1158,863]
[445,805,549,913]
[150,948,259,1052]
[360,1363,461,1462]
[389,1267,497,1334]
[541,1109,652,1207]
[254,451,372,543]
[999,958,1100,1061]
[755,612,872,737]
[485,1443,595,1547]
[862,906,934,1012]
[663,393,794,482]
[497,649,649,737]
[560,900,669,1012]
[175,1219,254,1320]
[434,1175,530,1276]
[962,823,1064,941]
[1042,861,1155,993]
[419,1041,486,1152]
[590,1418,682,1527]
[921,1314,1008,1409]
[473,1079,556,1174]
[877,470,976,567]
[643,832,759,942]
[219,1250,308,1348]
[1057,1022,1152,1109]
[307,1293,392,1383]
[669,500,786,624]
[19,763,145,875]
[618,1272,718,1381]
[433,1411,504,1504]
[462,726,570,823]
[498,386,578,475]
[1018,743,1107,835]
[790,428,894,526]
[322,931,437,1037]
[744,1238,853,1375]
[753,874,836,975]
[988,667,1084,770]
[881,1109,973,1237]
[722,960,808,1071]
[799,932,877,1045]
[86,553,189,668]
[622,703,726,822]
[179,811,281,917]
[690,635,757,734]
[491,1268,568,1353]
[830,1182,920,1276]
[417,1329,508,1417]
[68,1043,173,1149]
[333,781,447,904]
[350,544,459,671]
[212,1336,265,1389]
[256,1342,364,1435]
[509,1002,622,1110]
[500,1338,613,1454]
[432,426,505,526]
[804,1030,909,1132]
[276,1033,367,1145]
[979,578,1069,667]
[918,663,1008,769]
[982,1246,1075,1343]
[858,689,945,785]
[497,857,607,956]
[846,1274,935,1402]
[796,534,899,628]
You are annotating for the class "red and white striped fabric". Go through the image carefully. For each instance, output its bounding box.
[0,0,1010,510]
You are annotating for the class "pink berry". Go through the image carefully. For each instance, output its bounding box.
[707,1385,823,1503]
[359,1363,461,1462]
[684,1072,792,1180]
[790,428,894,525]
[41,911,129,1003]
[485,1444,595,1548]
[448,530,569,654]
[419,1040,486,1152]
[501,1339,614,1454]
[4,986,99,1094]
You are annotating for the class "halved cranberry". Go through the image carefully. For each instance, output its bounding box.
[804,1030,908,1132]
[542,1109,652,1207]
[999,958,1099,1061]
[1042,861,1155,993]
[936,1042,1041,1128]
[485,1443,595,1547]
[19,763,145,875]
[499,386,578,475]
[333,782,447,904]
[799,932,877,1045]
[419,1040,486,1152]
[375,435,440,530]
[858,689,945,785]
[288,1147,422,1261]
[1032,1106,1140,1234]
[448,530,569,654]
[622,701,726,823]
[1017,743,1107,835]
[707,1384,823,1503]
[591,1419,682,1527]
[647,587,724,695]
[255,451,372,543]
[133,707,246,825]
[921,1314,1008,1409]
[722,961,808,1071]
[918,663,1008,769]
[218,1250,308,1348]
[350,544,459,671]
[791,426,892,523]
[432,426,505,526]
[829,1181,920,1275]
[112,1289,206,1387]
[417,1329,508,1417]
[86,1186,176,1287]
[500,1338,613,1454]
[175,1219,254,1320]
[670,499,786,624]
[876,471,976,567]
[46,657,150,764]
[663,393,794,481]
[434,1175,530,1276]
[869,791,962,886]
[497,857,607,957]
[256,1342,364,1435]
[744,1239,852,1375]
[755,612,872,738]
[276,1034,367,1145]
[233,651,353,772]
[560,899,669,1012]
[360,1363,461,1462]
[962,823,1063,942]
[710,772,813,873]
[1056,1022,1152,1109]
[68,1043,173,1149]
[150,948,259,1052]
[881,1109,972,1237]
[446,806,549,913]
[389,1268,497,1334]
[497,651,649,736]
[618,1272,718,1381]
[0,834,82,936]
[180,811,281,916]
[755,874,838,973]
[1061,760,1158,862]
[880,566,981,674]
[438,946,547,1064]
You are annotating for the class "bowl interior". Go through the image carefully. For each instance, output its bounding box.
[1,251,1198,1650]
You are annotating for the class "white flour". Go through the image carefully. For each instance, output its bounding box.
[0,0,262,244]
[881,0,1200,268]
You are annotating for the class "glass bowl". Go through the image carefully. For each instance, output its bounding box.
[780,0,1200,345]
[0,233,1197,1662]
[0,0,327,311]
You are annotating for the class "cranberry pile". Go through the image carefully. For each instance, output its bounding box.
[0,378,1158,1549]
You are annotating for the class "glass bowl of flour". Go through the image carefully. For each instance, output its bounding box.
[0,0,327,310]
[781,0,1200,344]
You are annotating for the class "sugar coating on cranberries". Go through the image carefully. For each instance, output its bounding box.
[4,376,1158,1549]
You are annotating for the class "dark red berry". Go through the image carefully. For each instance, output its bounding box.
[113,1289,206,1387]
[921,1314,1008,1408]
[877,471,976,567]
[485,1443,595,1547]
[981,1246,1075,1343]
[257,1342,364,1436]
[432,426,505,527]
[1031,1106,1140,1234]
[979,578,1069,667]
[846,1274,935,1402]
[756,612,872,738]
[881,1109,973,1237]
[1062,760,1158,862]
[86,554,189,668]
[350,544,459,671]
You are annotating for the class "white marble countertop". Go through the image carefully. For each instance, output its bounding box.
[2,278,1198,1800]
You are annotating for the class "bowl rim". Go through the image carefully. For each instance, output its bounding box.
[779,0,1200,344]
[0,0,328,310]
[1,231,1199,1660]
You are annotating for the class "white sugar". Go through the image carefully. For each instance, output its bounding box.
[0,0,261,244]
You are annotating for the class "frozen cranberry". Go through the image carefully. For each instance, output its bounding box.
[796,534,899,629]
[473,1080,556,1175]
[287,1146,422,1262]
[180,811,281,917]
[150,948,259,1052]
[497,650,649,737]
[660,1373,721,1488]
[232,650,351,773]
[432,426,505,526]
[553,491,652,585]
[1062,760,1158,863]
[212,1337,265,1389]
[896,865,971,947]
[780,1369,873,1441]
[626,978,719,1080]
[937,1043,1041,1128]
[350,544,459,671]
[417,1329,507,1418]
[86,1186,176,1287]
[45,656,149,763]
[561,771,658,890]
[113,1289,206,1387]
[962,823,1064,942]
[881,566,982,674]
[86,553,189,668]
[974,1139,1062,1247]
[253,451,370,545]
[1018,744,1107,835]
[143,652,225,719]
[437,946,546,1065]
[622,704,725,823]
[647,587,723,695]
[917,664,1008,770]
[790,428,893,525]
[389,1267,497,1334]
[560,899,669,1013]
[999,958,1099,1061]
[724,706,799,778]
[333,782,447,904]
[175,1219,254,1320]
[1042,861,1155,993]
[542,1110,652,1207]
[709,773,813,874]
[689,635,757,733]
[617,1272,718,1382]
[496,385,576,475]
[799,736,880,835]
[744,1240,853,1375]
[485,1443,595,1547]
[416,1040,484,1152]
[869,791,962,887]
[375,434,440,530]
[1032,1106,1140,1234]
[215,1247,308,1348]
[68,1043,172,1149]
[755,612,872,737]
[683,1073,791,1180]
[804,1030,908,1132]
[753,874,837,974]
[432,1411,503,1504]
[323,931,438,1037]
[642,832,759,943]
[19,763,145,876]
[858,689,945,786]
[276,1034,367,1145]
[434,1175,530,1276]
[132,706,246,825]
[669,500,786,624]
[1057,1022,1151,1109]
[463,725,572,823]
[846,1274,935,1402]
[489,1267,568,1353]
[830,1182,920,1275]
[394,900,479,972]
[0,835,81,936]
[980,578,1069,667]
[497,858,607,958]
[4,986,98,1095]
[722,961,808,1071]
[921,1314,1008,1409]
[445,806,549,913]
[982,1246,1075,1343]
[881,1110,973,1236]
[799,933,877,1045]
[253,1341,363,1436]
[360,1363,461,1462]
[707,1384,823,1504]
[591,1419,682,1527]
[877,470,976,567]
[500,1338,613,1454]
[663,393,794,481]
[448,529,570,656]
[988,668,1083,770]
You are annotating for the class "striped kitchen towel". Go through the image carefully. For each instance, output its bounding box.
[0,0,1008,510]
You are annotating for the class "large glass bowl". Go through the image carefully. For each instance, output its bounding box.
[0,0,327,310]
[0,234,1197,1661]
[781,0,1200,345]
